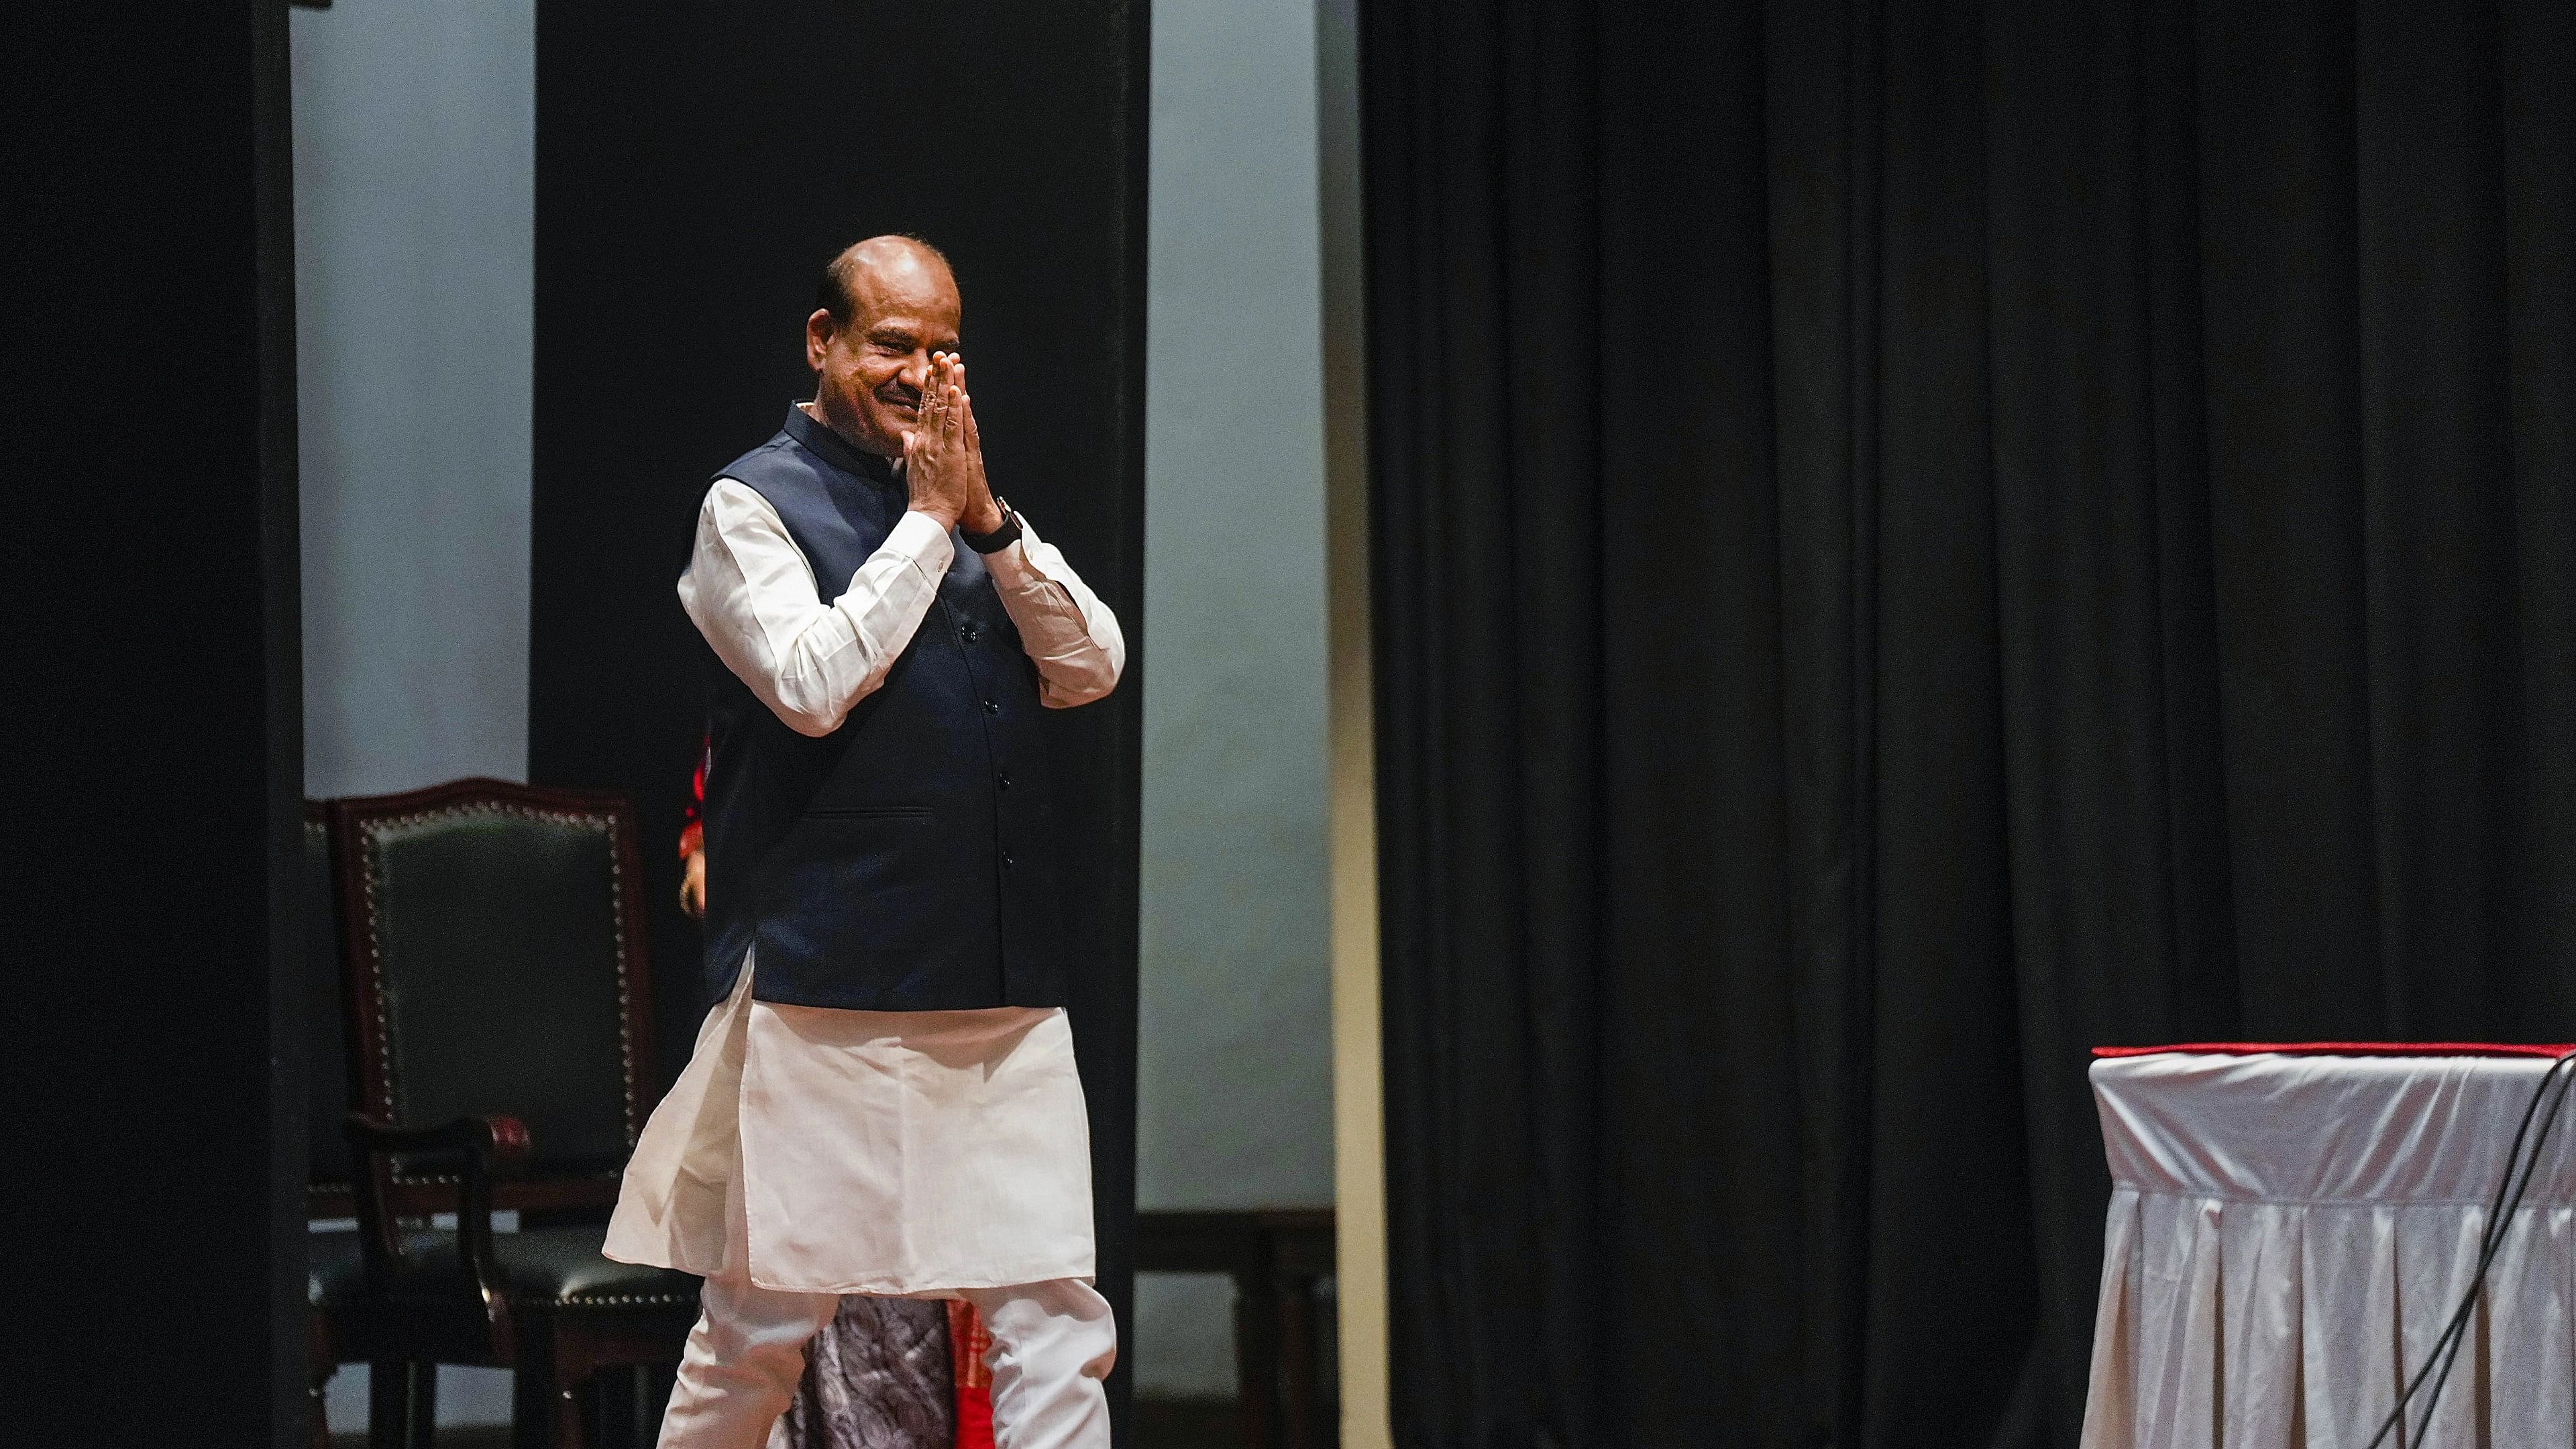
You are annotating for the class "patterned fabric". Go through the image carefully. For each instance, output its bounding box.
[767,1297,955,1448]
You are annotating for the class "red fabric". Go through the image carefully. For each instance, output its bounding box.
[953,1383,994,1449]
[947,1300,996,1449]
[680,729,710,861]
[2094,1041,2576,1059]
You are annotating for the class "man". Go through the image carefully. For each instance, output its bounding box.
[606,235,1124,1449]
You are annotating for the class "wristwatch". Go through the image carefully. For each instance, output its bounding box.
[963,498,1024,555]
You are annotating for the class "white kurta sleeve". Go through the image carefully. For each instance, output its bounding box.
[979,512,1127,708]
[678,478,957,737]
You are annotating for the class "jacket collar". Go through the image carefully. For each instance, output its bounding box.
[783,403,897,484]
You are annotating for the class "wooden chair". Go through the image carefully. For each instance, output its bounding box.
[303,800,394,1448]
[321,777,702,1449]
[1136,1209,1337,1449]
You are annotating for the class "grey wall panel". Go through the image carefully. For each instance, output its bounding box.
[1135,0,1335,1401]
[293,0,534,799]
[290,1,535,1427]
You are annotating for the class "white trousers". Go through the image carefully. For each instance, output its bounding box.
[656,1273,1116,1449]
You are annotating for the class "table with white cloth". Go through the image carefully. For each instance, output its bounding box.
[2080,1045,2576,1449]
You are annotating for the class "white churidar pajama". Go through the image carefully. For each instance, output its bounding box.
[604,419,1127,1449]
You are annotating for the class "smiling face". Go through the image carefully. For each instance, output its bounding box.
[805,237,963,457]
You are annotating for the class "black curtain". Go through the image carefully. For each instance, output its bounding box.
[17,1,308,1440]
[1360,1,2572,1444]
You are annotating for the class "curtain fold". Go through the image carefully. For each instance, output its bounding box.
[1360,1,2574,1444]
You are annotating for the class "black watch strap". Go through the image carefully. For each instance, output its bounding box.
[963,500,1024,555]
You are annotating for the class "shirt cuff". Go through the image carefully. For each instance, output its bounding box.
[884,510,959,577]
[982,537,1040,589]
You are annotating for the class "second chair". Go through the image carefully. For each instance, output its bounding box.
[320,777,703,1449]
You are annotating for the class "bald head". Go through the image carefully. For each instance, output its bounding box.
[805,234,965,457]
[816,235,957,328]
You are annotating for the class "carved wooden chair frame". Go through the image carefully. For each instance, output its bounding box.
[324,777,692,1448]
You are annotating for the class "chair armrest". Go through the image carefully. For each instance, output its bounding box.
[344,1112,532,1167]
[342,1112,533,1356]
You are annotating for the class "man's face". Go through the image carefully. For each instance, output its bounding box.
[806,250,963,456]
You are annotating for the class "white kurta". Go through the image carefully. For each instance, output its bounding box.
[606,953,1099,1293]
[606,416,1125,1295]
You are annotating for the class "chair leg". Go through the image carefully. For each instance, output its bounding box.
[551,1373,590,1449]
[1233,1272,1282,1449]
[307,1364,336,1449]
[629,1363,657,1448]
[513,1347,559,1449]
[306,1313,339,1449]
[549,1326,596,1449]
[1277,1274,1320,1449]
[516,1325,594,1449]
[368,1361,408,1449]
[406,1362,438,1449]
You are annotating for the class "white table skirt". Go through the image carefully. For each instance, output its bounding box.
[2080,1051,2576,1449]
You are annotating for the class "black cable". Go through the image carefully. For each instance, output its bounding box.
[2366,1052,2576,1448]
[2404,1056,2576,1444]
[2358,1053,2573,1448]
[2354,1052,2572,1449]
[2359,1051,2576,1449]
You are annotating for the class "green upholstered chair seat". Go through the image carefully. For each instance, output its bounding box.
[310,1228,364,1309]
[308,1226,700,1311]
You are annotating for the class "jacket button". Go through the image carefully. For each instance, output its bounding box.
[1001,851,1016,870]
[996,771,1012,790]
[960,623,981,644]
[981,700,1000,715]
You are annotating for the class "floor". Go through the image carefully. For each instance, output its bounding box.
[340,1397,1256,1448]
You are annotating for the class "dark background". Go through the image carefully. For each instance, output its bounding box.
[13,2,309,1444]
[22,0,2567,1444]
[527,0,1150,1433]
[1363,0,2572,1445]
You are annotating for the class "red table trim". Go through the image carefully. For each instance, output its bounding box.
[2094,1041,2576,1059]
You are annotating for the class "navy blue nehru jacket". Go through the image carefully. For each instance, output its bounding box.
[696,405,1077,1012]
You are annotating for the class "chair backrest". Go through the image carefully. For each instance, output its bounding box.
[305,802,356,1210]
[329,777,656,1205]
